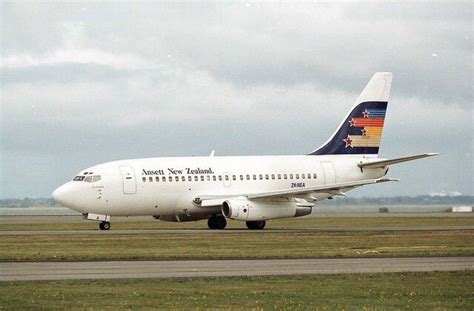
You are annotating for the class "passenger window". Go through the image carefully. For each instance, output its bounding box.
[307,174,311,179]
[182,176,185,182]
[188,176,192,182]
[290,174,294,179]
[218,176,222,181]
[277,174,281,180]
[155,177,159,182]
[142,177,146,182]
[232,175,236,181]
[201,176,204,181]
[301,174,305,179]
[149,177,153,182]
[207,175,210,181]
[259,174,263,180]
[194,176,198,181]
[169,176,173,182]
[175,176,179,182]
[283,174,287,180]
[162,176,166,182]
[296,174,299,179]
[313,173,317,179]
[253,175,256,180]
[240,175,243,181]
[246,175,250,180]
[212,176,217,181]
[225,175,229,181]
[271,174,275,180]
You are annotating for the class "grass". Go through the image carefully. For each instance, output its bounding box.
[1,216,473,261]
[1,230,473,261]
[1,214,474,231]
[1,271,473,310]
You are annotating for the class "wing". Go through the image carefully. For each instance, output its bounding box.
[358,153,439,169]
[196,178,398,207]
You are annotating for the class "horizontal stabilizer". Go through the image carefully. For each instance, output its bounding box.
[358,153,439,169]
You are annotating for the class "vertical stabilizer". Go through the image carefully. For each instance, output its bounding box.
[309,72,392,156]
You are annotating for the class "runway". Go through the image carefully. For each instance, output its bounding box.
[1,226,473,236]
[1,257,472,281]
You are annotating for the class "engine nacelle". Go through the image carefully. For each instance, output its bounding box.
[222,198,312,221]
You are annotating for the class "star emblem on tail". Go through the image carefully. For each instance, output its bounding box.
[343,135,353,148]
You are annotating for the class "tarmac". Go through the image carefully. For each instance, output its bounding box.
[1,226,473,236]
[1,212,471,224]
[1,257,472,281]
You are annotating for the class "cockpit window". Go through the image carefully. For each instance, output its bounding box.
[84,175,102,183]
[73,176,85,181]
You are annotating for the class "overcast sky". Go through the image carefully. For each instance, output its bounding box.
[0,2,472,198]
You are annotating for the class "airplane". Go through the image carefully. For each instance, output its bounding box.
[52,72,437,230]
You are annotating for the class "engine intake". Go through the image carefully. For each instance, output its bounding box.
[222,201,232,218]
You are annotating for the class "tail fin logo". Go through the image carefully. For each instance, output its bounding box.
[309,101,388,155]
[345,108,386,149]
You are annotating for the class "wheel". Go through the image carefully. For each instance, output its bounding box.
[246,220,265,230]
[208,215,227,229]
[215,215,227,229]
[207,217,216,229]
[99,221,111,231]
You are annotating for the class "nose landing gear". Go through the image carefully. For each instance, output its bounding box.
[84,213,111,230]
[99,221,111,231]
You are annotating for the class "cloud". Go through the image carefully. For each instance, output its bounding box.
[3,2,471,103]
[1,48,152,70]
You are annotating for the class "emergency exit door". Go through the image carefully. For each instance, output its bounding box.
[119,165,137,194]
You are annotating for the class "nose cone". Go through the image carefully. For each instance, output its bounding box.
[52,183,73,207]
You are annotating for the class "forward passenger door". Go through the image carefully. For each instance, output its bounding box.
[119,165,137,194]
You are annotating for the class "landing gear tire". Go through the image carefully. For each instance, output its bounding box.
[246,220,266,230]
[208,215,227,230]
[99,221,111,231]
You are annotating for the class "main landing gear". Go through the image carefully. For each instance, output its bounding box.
[246,220,266,230]
[99,221,111,231]
[208,215,227,229]
[207,217,266,230]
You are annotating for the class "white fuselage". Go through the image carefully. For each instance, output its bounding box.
[53,155,386,219]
